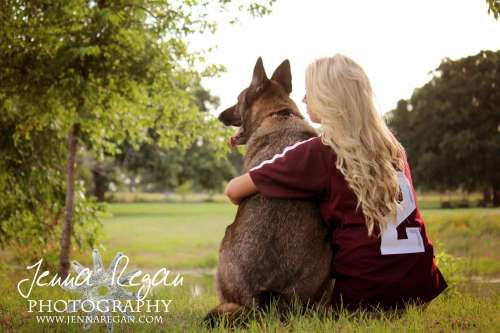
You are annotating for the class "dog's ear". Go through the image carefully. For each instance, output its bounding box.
[218,104,242,126]
[271,59,292,94]
[250,57,269,94]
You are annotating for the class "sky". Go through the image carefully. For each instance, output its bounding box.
[191,0,500,120]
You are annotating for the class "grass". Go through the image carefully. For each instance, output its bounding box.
[416,192,484,209]
[84,202,236,269]
[107,192,229,204]
[108,191,489,208]
[1,271,498,332]
[82,203,500,277]
[0,201,499,332]
[424,208,500,277]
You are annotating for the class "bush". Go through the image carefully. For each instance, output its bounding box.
[440,201,453,209]
[0,112,102,269]
[434,241,463,294]
[175,181,194,202]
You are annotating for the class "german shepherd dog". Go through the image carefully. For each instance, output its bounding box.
[204,58,333,326]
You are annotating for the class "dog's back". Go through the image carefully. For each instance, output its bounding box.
[215,116,332,309]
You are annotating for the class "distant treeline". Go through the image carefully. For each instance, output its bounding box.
[387,50,500,207]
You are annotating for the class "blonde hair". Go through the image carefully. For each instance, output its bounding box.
[305,54,405,236]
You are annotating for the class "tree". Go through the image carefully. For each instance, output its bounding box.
[387,50,500,206]
[115,131,242,195]
[112,85,242,195]
[0,99,102,265]
[0,0,274,276]
[174,180,193,202]
[487,0,500,19]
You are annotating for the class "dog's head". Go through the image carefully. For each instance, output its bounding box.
[218,57,302,147]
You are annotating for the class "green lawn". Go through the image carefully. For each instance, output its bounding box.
[1,202,499,332]
[80,203,237,270]
[423,208,500,277]
[79,203,500,278]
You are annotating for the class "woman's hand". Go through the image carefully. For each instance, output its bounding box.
[224,173,258,205]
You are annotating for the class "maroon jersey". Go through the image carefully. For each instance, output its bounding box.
[249,136,447,310]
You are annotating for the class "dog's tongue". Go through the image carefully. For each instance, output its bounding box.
[229,127,244,148]
[229,136,237,148]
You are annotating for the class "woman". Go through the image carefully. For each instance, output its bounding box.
[224,54,447,311]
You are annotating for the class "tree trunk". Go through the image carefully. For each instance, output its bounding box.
[58,123,80,278]
[92,160,106,202]
[493,184,500,207]
[483,188,492,205]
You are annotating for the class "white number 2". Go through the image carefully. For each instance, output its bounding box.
[380,172,425,255]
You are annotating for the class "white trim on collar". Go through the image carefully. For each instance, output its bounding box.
[249,137,317,172]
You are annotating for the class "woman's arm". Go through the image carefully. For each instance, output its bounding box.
[224,173,258,205]
[225,138,331,205]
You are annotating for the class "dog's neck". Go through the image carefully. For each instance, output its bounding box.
[243,112,317,171]
[270,108,295,118]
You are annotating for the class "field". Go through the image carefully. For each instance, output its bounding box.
[1,199,499,332]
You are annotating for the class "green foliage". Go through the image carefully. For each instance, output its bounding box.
[0,0,274,265]
[487,0,500,19]
[176,142,239,194]
[387,50,500,201]
[110,123,241,194]
[434,242,462,294]
[0,0,276,156]
[175,180,194,202]
[118,139,241,194]
[112,86,243,194]
[0,104,103,267]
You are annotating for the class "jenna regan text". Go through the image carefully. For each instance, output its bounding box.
[17,256,183,299]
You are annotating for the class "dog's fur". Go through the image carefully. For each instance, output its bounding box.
[204,58,333,327]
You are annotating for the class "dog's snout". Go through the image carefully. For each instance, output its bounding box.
[218,105,242,127]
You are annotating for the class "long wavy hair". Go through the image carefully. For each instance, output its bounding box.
[305,54,405,236]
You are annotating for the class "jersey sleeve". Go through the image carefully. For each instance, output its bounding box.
[248,137,332,199]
